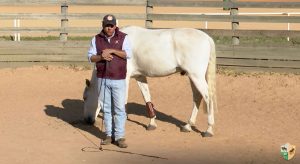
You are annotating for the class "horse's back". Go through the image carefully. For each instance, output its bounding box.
[121,26,213,76]
[121,26,179,76]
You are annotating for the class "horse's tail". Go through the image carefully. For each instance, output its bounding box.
[204,37,217,114]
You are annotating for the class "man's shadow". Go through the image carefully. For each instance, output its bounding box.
[44,99,105,139]
[44,99,201,140]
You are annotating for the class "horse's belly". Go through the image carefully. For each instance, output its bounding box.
[133,61,178,77]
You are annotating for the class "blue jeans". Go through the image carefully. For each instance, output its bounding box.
[98,78,126,140]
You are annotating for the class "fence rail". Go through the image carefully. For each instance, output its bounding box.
[2,28,300,38]
[0,0,147,6]
[0,13,147,20]
[0,41,299,72]
[2,13,299,23]
[0,0,300,72]
[2,0,300,8]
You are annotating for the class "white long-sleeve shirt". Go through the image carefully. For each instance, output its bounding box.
[87,34,132,63]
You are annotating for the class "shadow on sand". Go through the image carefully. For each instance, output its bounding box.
[44,99,105,140]
[127,103,202,134]
[44,99,170,159]
[126,103,187,128]
[44,99,202,140]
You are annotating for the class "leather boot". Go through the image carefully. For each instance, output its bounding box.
[101,136,112,145]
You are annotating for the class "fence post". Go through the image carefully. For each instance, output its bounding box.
[223,0,230,10]
[14,19,21,42]
[230,0,239,45]
[287,13,290,41]
[60,2,68,42]
[146,0,153,28]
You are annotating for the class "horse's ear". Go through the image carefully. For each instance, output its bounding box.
[86,79,91,87]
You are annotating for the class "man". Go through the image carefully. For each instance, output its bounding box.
[87,14,131,148]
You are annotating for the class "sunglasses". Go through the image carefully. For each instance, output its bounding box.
[105,24,115,28]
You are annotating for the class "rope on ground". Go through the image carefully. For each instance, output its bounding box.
[71,120,167,160]
[81,146,168,160]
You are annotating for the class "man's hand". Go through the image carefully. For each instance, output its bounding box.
[104,48,127,59]
[101,49,114,61]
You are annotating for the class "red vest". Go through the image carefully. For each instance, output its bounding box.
[95,28,127,79]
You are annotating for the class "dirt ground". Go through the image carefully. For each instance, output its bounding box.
[0,66,299,164]
[0,0,299,163]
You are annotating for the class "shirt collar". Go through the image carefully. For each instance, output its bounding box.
[105,31,115,40]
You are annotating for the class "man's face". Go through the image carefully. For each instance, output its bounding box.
[103,24,116,37]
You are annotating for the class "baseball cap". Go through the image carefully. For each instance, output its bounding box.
[102,14,117,27]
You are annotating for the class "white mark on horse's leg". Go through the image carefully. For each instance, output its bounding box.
[147,116,157,130]
[181,123,192,132]
[206,125,213,134]
[181,102,198,132]
[201,102,214,137]
[203,125,214,137]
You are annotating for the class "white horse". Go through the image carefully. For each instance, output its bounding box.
[83,26,217,137]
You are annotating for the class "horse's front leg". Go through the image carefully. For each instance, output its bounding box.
[136,76,157,130]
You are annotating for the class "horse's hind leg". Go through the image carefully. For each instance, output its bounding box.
[188,75,214,137]
[181,79,202,132]
[135,76,157,130]
[205,103,214,137]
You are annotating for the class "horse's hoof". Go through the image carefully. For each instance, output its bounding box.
[180,125,191,133]
[146,125,157,131]
[201,132,214,137]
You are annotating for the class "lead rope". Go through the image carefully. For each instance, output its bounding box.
[98,78,105,151]
[80,65,168,160]
[99,61,109,150]
[99,112,104,151]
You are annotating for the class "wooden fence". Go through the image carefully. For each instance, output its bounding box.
[0,0,300,73]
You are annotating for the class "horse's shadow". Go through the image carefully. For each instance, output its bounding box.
[127,103,202,134]
[127,103,185,128]
[44,99,201,139]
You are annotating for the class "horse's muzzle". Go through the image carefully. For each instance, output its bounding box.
[84,116,95,125]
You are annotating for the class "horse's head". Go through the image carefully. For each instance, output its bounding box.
[83,76,99,125]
